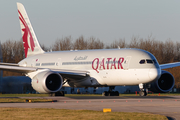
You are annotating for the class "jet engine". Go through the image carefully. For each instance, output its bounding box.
[149,70,175,93]
[31,71,63,93]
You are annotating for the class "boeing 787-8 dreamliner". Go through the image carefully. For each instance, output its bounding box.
[0,3,180,96]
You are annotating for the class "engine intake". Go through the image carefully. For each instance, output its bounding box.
[149,70,175,93]
[32,71,63,93]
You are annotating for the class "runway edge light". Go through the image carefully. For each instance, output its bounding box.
[103,108,111,112]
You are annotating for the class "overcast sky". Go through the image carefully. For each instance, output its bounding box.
[1,0,180,46]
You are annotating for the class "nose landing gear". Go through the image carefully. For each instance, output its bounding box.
[139,83,150,96]
[139,89,148,96]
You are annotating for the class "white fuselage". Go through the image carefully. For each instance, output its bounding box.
[18,48,161,87]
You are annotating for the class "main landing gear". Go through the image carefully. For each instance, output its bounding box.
[139,83,150,96]
[102,86,119,96]
[49,91,65,96]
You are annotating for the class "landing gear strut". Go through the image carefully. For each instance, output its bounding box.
[139,83,149,96]
[102,86,119,96]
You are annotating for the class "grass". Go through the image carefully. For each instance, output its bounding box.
[0,98,53,103]
[0,93,49,97]
[0,108,168,120]
[0,94,171,119]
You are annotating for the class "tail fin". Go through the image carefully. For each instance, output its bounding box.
[17,3,44,58]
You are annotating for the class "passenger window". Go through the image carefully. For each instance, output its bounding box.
[146,59,153,64]
[139,60,145,64]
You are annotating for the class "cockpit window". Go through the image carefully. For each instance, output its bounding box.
[139,59,155,64]
[139,60,145,64]
[146,59,153,64]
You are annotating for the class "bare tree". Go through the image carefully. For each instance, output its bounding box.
[87,37,104,49]
[109,38,126,49]
[52,36,72,51]
[41,44,49,52]
[1,40,24,76]
[129,36,140,48]
[73,36,87,50]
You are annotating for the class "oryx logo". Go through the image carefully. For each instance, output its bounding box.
[18,10,35,57]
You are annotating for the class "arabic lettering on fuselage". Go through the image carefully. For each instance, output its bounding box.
[92,57,124,73]
[74,56,88,61]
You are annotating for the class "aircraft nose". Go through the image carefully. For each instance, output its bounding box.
[149,68,160,81]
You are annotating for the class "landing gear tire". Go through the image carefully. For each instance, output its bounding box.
[49,91,65,96]
[102,91,119,96]
[102,91,108,96]
[139,84,149,96]
[139,91,147,96]
[115,91,119,96]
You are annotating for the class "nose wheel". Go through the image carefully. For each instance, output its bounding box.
[139,83,149,96]
[139,90,147,96]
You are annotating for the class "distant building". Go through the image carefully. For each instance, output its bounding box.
[1,76,34,94]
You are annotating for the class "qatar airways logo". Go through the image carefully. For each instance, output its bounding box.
[74,56,88,61]
[92,57,124,73]
[18,10,35,58]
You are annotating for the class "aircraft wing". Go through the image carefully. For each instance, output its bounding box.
[50,68,89,76]
[0,63,37,73]
[0,62,89,78]
[50,68,90,81]
[160,62,180,69]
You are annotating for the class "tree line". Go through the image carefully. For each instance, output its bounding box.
[1,36,180,88]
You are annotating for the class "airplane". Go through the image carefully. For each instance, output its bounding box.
[0,2,180,96]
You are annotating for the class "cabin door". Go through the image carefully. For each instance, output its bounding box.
[56,58,61,68]
[123,56,131,70]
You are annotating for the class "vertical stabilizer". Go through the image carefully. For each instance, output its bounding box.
[17,3,44,58]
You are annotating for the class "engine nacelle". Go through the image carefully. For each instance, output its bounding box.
[31,71,63,93]
[149,70,175,93]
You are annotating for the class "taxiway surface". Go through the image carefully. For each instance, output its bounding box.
[0,96,180,120]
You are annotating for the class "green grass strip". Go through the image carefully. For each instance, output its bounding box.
[0,108,168,120]
[0,98,53,103]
